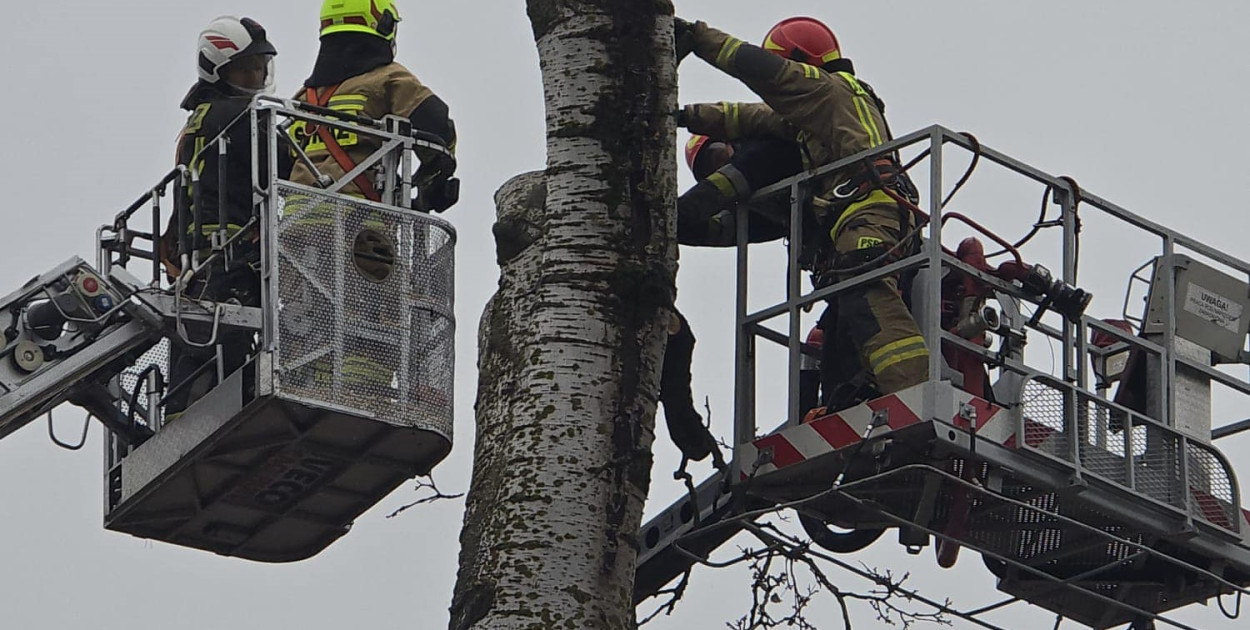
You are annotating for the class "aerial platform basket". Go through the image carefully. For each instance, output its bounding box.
[636,125,1250,628]
[104,185,455,561]
[91,98,457,561]
[738,380,1250,629]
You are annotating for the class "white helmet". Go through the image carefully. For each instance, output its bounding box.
[195,16,277,94]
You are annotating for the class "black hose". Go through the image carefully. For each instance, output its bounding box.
[799,513,885,553]
[126,364,165,430]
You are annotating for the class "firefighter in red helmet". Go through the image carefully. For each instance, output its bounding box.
[675,15,928,401]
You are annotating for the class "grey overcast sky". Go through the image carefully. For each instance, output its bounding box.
[2,1,1249,629]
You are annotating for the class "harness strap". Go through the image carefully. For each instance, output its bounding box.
[304,86,382,202]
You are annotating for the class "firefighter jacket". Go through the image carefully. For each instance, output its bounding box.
[289,62,456,199]
[683,22,898,238]
[170,82,292,255]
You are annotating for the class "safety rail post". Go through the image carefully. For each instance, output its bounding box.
[150,185,162,284]
[260,104,280,353]
[786,180,804,427]
[1056,184,1083,476]
[733,196,755,471]
[174,167,189,279]
[1179,435,1195,529]
[924,128,945,421]
[217,138,229,263]
[1124,413,1137,492]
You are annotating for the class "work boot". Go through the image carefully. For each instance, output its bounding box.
[665,407,719,462]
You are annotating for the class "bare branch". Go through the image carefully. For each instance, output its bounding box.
[638,568,693,626]
[721,522,953,630]
[386,475,464,519]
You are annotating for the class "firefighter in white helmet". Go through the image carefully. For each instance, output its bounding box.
[162,16,291,418]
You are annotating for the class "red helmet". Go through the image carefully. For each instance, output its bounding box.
[684,135,735,180]
[763,17,840,65]
[684,135,711,172]
[805,326,824,349]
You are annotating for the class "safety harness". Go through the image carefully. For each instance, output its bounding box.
[802,156,924,288]
[303,85,382,203]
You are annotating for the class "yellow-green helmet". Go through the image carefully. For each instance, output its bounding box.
[319,0,401,41]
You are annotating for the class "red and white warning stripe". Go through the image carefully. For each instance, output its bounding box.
[738,384,1006,479]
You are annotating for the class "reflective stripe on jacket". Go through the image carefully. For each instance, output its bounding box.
[289,62,445,197]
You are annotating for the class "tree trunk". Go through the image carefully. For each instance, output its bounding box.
[449,2,677,629]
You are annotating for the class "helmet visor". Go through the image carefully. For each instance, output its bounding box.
[223,55,276,96]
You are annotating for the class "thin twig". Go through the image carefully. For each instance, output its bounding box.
[386,475,464,518]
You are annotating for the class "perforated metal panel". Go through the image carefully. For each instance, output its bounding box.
[117,339,170,429]
[273,186,454,439]
[1019,377,1240,535]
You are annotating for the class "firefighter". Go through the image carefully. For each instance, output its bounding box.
[677,123,803,248]
[660,132,806,461]
[161,16,290,418]
[283,0,458,410]
[289,0,457,209]
[675,16,929,400]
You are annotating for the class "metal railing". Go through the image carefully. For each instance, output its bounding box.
[98,95,455,464]
[728,125,1250,529]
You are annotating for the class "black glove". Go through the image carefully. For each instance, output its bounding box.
[673,107,689,128]
[416,176,460,213]
[674,17,696,64]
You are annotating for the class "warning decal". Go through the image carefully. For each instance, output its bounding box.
[1184,283,1243,334]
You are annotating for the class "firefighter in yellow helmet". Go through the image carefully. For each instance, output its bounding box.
[282,1,459,411]
[675,16,928,400]
[290,0,457,210]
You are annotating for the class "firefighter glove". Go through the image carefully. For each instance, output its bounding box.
[674,17,696,64]
[673,107,690,128]
[416,176,460,213]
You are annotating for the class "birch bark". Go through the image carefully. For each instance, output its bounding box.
[450,2,677,629]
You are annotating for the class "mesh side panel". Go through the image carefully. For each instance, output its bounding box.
[1018,378,1234,522]
[1022,379,1069,461]
[1187,444,1239,531]
[274,187,454,438]
[1133,422,1183,509]
[1076,392,1128,486]
[117,339,170,429]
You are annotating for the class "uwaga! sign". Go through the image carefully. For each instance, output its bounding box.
[1186,283,1243,334]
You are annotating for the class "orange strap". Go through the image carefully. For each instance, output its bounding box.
[305,86,382,202]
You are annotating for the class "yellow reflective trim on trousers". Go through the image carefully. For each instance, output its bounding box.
[720,101,740,139]
[828,189,895,240]
[706,172,737,198]
[716,38,744,70]
[874,347,929,373]
[868,336,928,374]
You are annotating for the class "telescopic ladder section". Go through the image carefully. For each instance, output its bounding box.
[636,125,1250,629]
[0,258,161,446]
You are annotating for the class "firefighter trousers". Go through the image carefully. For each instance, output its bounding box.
[821,202,928,399]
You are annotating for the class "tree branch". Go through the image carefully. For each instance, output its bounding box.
[386,475,465,518]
